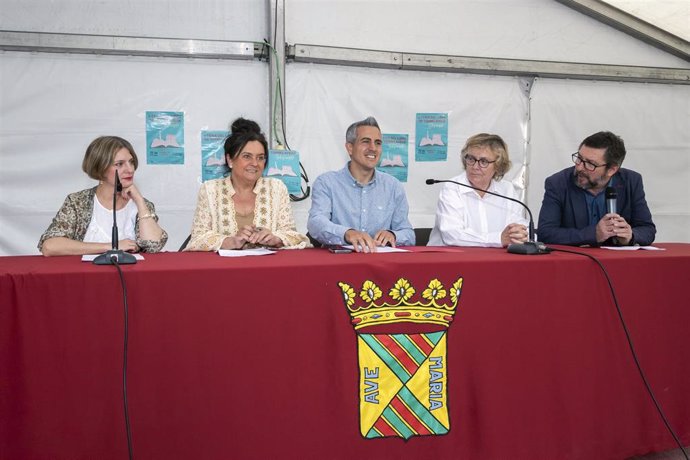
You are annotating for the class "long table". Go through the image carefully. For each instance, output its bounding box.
[1,244,689,459]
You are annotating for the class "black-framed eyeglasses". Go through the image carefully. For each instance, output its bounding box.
[464,155,496,169]
[571,152,607,172]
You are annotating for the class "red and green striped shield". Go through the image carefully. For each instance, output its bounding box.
[338,277,462,440]
[357,331,449,439]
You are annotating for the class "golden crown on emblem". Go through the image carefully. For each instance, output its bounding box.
[338,277,463,330]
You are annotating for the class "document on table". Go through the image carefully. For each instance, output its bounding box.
[81,253,145,261]
[342,245,410,253]
[602,246,665,251]
[406,246,465,253]
[218,248,276,257]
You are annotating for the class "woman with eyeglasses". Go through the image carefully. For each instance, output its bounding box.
[184,118,308,251]
[427,133,528,247]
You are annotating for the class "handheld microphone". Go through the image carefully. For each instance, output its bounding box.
[426,178,550,255]
[93,170,137,265]
[605,187,617,214]
[605,186,620,245]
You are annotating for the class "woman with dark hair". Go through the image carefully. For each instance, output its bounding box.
[428,133,528,247]
[184,118,308,251]
[38,136,167,256]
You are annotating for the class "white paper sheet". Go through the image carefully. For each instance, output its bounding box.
[601,246,665,251]
[342,245,410,253]
[218,248,277,257]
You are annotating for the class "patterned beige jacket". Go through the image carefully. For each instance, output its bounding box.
[37,187,168,253]
[185,177,309,251]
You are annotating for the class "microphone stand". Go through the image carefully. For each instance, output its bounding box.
[426,178,550,255]
[93,171,137,265]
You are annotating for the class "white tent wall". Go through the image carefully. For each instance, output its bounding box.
[609,0,690,41]
[528,78,690,242]
[0,53,268,254]
[286,64,530,230]
[285,0,689,243]
[0,0,266,41]
[286,65,690,243]
[1,0,689,255]
[0,0,270,255]
[286,0,688,68]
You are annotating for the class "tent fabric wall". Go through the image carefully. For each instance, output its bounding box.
[285,63,530,231]
[286,64,690,244]
[1,0,688,255]
[0,0,266,42]
[286,0,689,68]
[1,0,271,255]
[0,52,268,254]
[528,78,690,242]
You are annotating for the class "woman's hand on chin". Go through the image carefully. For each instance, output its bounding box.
[121,183,144,205]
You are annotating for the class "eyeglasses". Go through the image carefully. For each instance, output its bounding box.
[464,155,496,169]
[571,153,607,172]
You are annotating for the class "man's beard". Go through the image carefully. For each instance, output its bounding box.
[573,169,600,190]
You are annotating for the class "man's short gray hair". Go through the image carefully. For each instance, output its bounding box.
[345,116,380,144]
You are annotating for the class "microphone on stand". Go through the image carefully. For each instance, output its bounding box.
[93,170,137,265]
[425,178,550,255]
[605,186,619,246]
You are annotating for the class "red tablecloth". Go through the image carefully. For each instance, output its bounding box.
[2,244,689,459]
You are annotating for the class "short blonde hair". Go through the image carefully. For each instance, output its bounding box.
[461,133,511,180]
[82,136,138,181]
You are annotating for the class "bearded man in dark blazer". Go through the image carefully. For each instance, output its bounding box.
[538,131,655,246]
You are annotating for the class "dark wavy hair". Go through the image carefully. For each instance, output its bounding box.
[224,118,269,170]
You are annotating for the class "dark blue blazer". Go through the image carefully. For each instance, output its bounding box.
[537,167,656,246]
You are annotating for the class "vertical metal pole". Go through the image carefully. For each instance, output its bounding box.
[268,0,286,149]
[514,76,536,205]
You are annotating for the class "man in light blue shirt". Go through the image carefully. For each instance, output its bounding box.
[307,116,415,252]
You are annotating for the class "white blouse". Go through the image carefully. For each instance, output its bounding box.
[83,195,138,243]
[428,172,528,247]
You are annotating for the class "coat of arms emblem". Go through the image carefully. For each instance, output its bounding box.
[338,277,462,440]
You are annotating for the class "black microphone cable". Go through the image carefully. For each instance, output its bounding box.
[112,256,134,460]
[550,247,689,459]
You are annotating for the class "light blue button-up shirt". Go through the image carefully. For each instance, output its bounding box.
[307,164,415,246]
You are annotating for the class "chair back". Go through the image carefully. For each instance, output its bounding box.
[414,228,432,246]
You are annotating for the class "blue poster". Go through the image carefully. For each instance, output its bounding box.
[415,113,448,162]
[378,133,408,182]
[265,150,301,195]
[201,130,229,182]
[146,111,184,164]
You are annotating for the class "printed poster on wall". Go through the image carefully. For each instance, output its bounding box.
[201,130,229,182]
[265,150,301,195]
[378,134,408,182]
[146,111,185,164]
[415,113,448,162]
